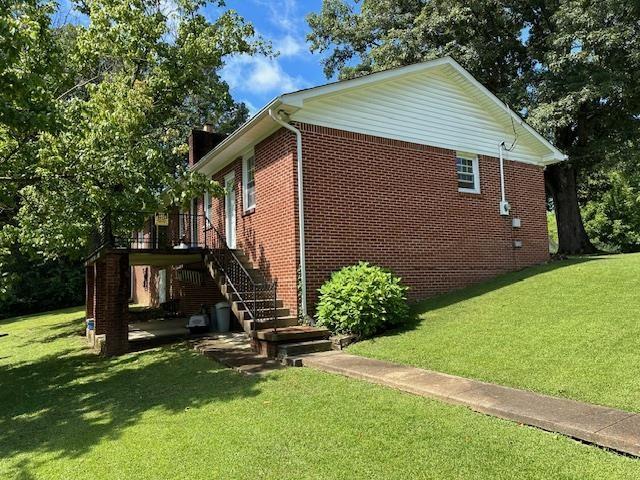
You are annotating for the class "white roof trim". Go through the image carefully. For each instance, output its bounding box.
[194,56,566,173]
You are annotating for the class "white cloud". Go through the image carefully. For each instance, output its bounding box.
[242,99,259,117]
[274,34,305,57]
[254,0,299,33]
[222,55,308,95]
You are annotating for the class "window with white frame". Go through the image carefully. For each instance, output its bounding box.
[242,152,256,211]
[204,191,211,223]
[456,152,480,193]
[190,198,197,243]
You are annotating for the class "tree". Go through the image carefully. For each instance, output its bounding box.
[0,0,263,258]
[307,0,640,254]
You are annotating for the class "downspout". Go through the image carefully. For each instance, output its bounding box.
[498,142,510,216]
[268,108,308,320]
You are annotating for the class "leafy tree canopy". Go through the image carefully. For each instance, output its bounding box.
[308,0,640,254]
[0,0,263,258]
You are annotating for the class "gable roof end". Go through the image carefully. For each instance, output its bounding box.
[194,56,566,174]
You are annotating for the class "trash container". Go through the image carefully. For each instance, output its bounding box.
[209,306,217,332]
[215,301,231,332]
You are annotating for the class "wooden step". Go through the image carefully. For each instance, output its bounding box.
[254,326,331,342]
[277,339,333,357]
[242,315,299,331]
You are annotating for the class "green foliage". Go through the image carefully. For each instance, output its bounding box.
[0,249,84,318]
[582,171,640,253]
[547,212,558,254]
[315,262,410,337]
[0,0,263,258]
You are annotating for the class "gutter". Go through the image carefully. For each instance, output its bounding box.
[268,108,308,321]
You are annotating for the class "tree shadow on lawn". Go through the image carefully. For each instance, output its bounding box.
[0,306,83,327]
[0,322,265,473]
[377,256,601,340]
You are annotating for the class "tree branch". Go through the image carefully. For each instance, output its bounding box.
[55,73,103,101]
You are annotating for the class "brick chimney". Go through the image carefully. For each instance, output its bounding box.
[188,124,227,167]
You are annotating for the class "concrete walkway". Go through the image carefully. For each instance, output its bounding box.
[192,333,283,376]
[299,351,640,457]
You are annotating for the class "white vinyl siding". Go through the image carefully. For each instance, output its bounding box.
[242,153,256,211]
[290,66,545,165]
[456,152,480,193]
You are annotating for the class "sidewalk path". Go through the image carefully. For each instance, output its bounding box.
[299,351,640,457]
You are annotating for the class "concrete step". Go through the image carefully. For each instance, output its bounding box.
[277,339,333,358]
[219,283,274,298]
[232,298,283,307]
[254,326,331,342]
[236,307,290,322]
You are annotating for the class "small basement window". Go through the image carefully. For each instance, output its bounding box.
[456,152,480,193]
[242,152,256,211]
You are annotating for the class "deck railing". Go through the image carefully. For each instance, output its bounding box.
[91,210,278,333]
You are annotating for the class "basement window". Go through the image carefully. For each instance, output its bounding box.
[456,152,480,194]
[242,152,256,212]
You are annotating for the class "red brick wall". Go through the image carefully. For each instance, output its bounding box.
[204,128,300,315]
[168,262,225,317]
[298,123,549,311]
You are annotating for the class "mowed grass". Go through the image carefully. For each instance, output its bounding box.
[1,308,639,479]
[350,253,640,412]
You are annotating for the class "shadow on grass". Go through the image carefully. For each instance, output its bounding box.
[0,317,264,475]
[375,256,601,340]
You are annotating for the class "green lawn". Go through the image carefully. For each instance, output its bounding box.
[351,253,640,412]
[1,309,639,479]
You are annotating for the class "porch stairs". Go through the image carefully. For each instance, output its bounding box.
[204,250,332,359]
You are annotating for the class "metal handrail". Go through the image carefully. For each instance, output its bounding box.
[89,209,279,334]
[204,220,279,334]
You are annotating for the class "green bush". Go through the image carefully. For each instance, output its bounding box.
[582,171,640,253]
[0,249,84,319]
[315,262,410,337]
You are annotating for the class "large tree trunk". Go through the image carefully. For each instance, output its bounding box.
[545,163,597,255]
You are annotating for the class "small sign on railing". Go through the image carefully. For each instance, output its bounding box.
[155,212,169,226]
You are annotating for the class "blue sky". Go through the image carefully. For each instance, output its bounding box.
[205,0,332,115]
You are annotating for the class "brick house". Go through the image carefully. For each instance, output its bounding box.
[85,57,565,356]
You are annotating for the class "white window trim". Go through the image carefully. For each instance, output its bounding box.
[456,152,481,194]
[190,198,197,242]
[204,191,211,223]
[242,149,256,212]
[179,210,185,239]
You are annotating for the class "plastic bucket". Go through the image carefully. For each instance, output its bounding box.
[215,302,231,332]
